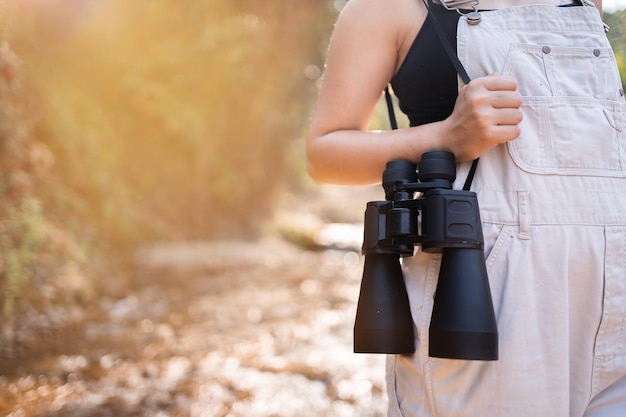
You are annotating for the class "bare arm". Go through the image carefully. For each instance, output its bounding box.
[306,0,427,185]
[306,0,523,185]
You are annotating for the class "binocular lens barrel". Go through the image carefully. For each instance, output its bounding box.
[429,248,498,360]
[354,254,415,354]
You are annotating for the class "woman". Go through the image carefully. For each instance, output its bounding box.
[306,0,626,416]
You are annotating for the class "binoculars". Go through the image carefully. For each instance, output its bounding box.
[353,151,498,360]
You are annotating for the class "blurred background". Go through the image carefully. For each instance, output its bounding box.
[0,1,624,416]
[0,0,344,310]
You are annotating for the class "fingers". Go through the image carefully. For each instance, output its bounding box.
[493,107,523,126]
[484,73,518,91]
[490,90,523,109]
[465,75,523,117]
[476,105,522,140]
[445,73,525,160]
[488,123,521,143]
[469,74,522,105]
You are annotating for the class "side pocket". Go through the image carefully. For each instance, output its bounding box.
[483,224,516,323]
[482,222,504,264]
[484,224,515,273]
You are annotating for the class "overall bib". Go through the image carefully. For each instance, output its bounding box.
[388,4,626,417]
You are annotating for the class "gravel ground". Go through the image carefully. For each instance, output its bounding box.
[0,185,390,417]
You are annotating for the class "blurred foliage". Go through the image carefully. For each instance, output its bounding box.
[0,0,336,315]
[605,9,626,87]
[0,37,87,317]
[21,0,334,244]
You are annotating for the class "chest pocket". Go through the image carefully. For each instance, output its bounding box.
[502,42,626,177]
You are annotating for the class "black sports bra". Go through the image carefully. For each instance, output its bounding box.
[390,1,583,127]
[390,2,461,127]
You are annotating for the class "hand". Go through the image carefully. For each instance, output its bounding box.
[442,73,523,161]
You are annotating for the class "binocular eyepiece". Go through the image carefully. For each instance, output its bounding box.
[354,151,498,361]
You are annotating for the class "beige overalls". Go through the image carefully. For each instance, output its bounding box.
[388,3,626,416]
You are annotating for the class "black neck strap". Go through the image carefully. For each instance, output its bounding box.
[423,0,472,85]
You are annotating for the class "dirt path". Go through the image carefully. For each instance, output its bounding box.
[0,186,389,417]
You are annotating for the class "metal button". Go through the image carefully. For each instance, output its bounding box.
[466,11,481,25]
[542,46,551,54]
[593,49,601,57]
